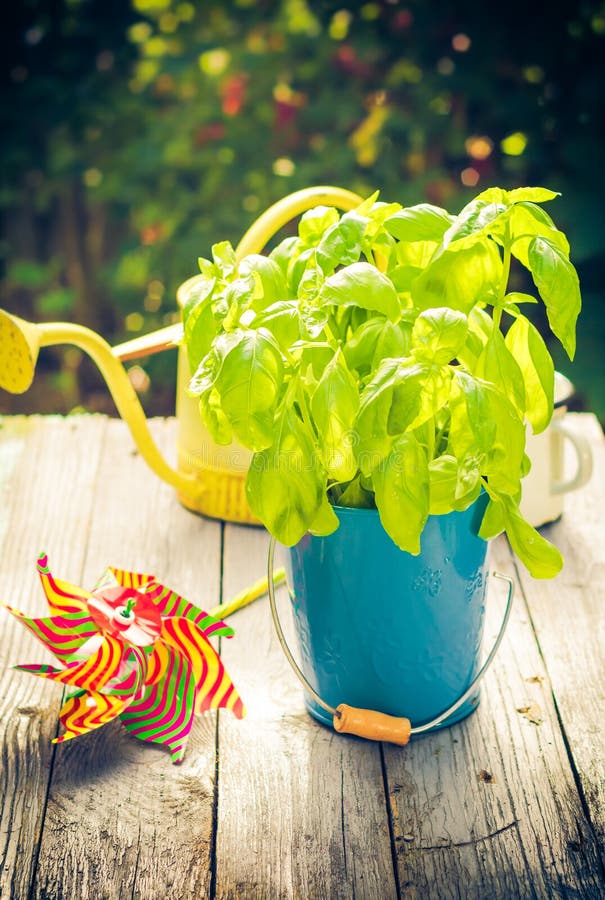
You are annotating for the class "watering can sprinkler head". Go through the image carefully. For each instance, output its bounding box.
[0,310,41,394]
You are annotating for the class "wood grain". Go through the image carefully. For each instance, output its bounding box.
[0,416,107,900]
[215,524,398,899]
[28,419,222,900]
[511,415,605,862]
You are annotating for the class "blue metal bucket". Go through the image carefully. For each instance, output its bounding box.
[285,497,490,732]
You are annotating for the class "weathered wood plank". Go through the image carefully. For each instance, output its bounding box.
[215,525,398,900]
[0,415,108,900]
[383,536,605,898]
[511,414,605,860]
[29,419,223,900]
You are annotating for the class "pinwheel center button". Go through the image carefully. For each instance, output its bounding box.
[113,606,135,623]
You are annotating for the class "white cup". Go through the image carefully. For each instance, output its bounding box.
[520,372,593,528]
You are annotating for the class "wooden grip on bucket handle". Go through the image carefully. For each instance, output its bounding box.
[334,704,411,745]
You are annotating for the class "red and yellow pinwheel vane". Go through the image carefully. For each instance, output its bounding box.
[1,554,245,763]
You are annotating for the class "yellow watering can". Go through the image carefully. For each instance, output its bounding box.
[0,186,362,523]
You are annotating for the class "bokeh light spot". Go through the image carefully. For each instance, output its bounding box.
[523,65,545,83]
[125,313,145,332]
[329,10,352,41]
[501,132,528,155]
[273,157,296,177]
[128,365,151,393]
[199,49,230,76]
[461,167,480,187]
[465,135,493,160]
[83,168,103,188]
[437,57,455,75]
[452,33,471,52]
[128,22,152,44]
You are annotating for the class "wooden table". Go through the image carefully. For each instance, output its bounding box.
[0,413,603,899]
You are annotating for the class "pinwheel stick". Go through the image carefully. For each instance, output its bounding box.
[210,568,286,621]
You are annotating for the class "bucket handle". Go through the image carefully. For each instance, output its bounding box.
[267,536,514,746]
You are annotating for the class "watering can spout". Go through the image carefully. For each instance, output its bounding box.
[0,308,203,504]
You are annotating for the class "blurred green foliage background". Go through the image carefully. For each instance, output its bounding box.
[1,0,604,420]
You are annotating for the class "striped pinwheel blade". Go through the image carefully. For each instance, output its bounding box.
[161,617,245,719]
[145,581,234,638]
[55,690,132,742]
[119,648,196,764]
[1,605,98,662]
[36,553,93,617]
[108,566,156,591]
[15,636,145,695]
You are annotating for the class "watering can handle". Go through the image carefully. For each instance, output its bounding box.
[267,536,514,747]
[234,185,364,260]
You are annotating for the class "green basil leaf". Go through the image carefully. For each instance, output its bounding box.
[222,274,257,331]
[449,371,496,456]
[383,204,454,242]
[320,262,401,323]
[372,320,412,368]
[500,495,563,578]
[199,386,233,445]
[441,196,508,250]
[182,276,216,373]
[211,241,237,276]
[311,349,359,481]
[503,292,538,306]
[450,373,526,498]
[245,408,323,546]
[373,433,429,554]
[344,317,410,375]
[412,241,502,314]
[336,475,375,508]
[478,497,505,539]
[288,246,315,294]
[505,315,554,433]
[316,212,367,273]
[475,328,526,416]
[308,494,340,536]
[394,239,439,268]
[479,387,525,495]
[299,205,340,245]
[388,361,452,434]
[253,300,300,349]
[345,317,412,375]
[428,454,458,514]
[528,236,581,360]
[506,187,560,204]
[388,264,423,294]
[188,330,244,396]
[490,202,570,269]
[269,236,300,278]
[214,328,284,451]
[297,255,325,302]
[411,308,468,364]
[239,255,288,310]
[355,358,399,474]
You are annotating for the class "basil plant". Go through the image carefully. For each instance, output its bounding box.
[184,188,581,579]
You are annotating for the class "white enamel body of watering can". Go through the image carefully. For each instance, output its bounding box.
[0,186,362,524]
[520,372,593,528]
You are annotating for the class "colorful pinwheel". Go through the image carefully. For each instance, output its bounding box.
[2,554,245,763]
